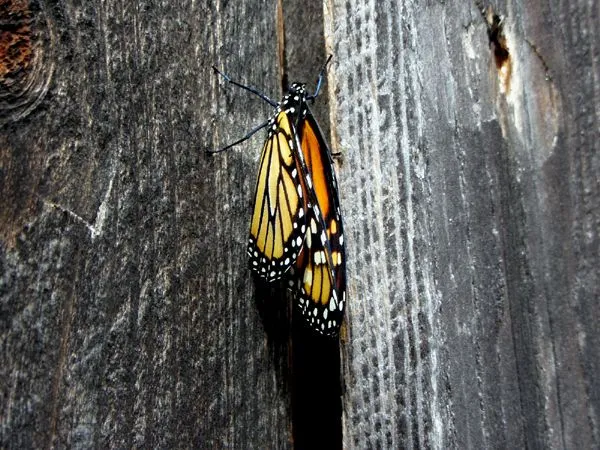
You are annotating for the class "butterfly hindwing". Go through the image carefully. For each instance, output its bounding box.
[294,206,344,335]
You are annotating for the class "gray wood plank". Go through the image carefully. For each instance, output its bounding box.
[1,0,291,448]
[327,0,599,448]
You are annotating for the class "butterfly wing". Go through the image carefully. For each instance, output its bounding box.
[293,105,346,335]
[248,111,309,281]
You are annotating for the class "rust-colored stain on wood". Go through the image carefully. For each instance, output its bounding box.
[0,0,37,248]
[486,6,512,93]
[0,0,34,87]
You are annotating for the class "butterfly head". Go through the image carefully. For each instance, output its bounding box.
[278,83,309,120]
[288,82,306,94]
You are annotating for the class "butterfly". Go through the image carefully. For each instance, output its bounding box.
[209,56,346,335]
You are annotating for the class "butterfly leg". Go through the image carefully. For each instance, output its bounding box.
[207,119,270,153]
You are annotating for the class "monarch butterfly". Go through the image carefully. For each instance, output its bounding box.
[209,56,346,335]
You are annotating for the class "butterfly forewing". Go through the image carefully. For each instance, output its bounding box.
[293,100,346,335]
[248,111,308,281]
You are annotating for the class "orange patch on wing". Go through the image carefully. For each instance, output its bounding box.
[302,121,331,217]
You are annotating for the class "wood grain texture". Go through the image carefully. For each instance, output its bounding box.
[327,0,599,448]
[1,0,291,448]
[2,0,598,449]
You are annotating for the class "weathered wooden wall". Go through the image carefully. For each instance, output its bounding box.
[330,0,600,448]
[1,0,290,447]
[1,0,598,449]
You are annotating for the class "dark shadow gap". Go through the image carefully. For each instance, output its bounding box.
[291,315,342,450]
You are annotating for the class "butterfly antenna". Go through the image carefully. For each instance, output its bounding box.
[212,66,278,107]
[309,55,333,99]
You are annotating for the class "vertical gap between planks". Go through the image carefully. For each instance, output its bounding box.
[277,1,344,449]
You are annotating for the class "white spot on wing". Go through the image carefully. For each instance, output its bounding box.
[314,251,326,265]
[304,268,313,285]
[329,290,338,311]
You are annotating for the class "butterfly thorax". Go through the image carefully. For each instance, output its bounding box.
[274,83,309,126]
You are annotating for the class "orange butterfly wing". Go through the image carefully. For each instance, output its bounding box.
[248,111,309,281]
[293,105,346,335]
